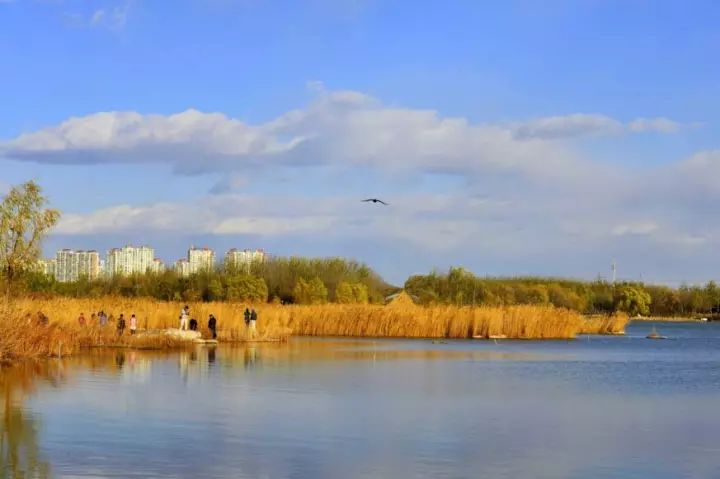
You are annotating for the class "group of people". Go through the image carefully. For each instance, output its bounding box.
[69,305,260,340]
[178,306,220,339]
[77,311,138,336]
[178,305,258,339]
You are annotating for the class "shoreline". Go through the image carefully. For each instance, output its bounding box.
[631,317,711,323]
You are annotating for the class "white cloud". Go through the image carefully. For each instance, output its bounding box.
[90,3,129,30]
[6,88,713,281]
[512,114,624,140]
[90,9,106,25]
[63,1,131,31]
[513,114,685,140]
[628,117,680,133]
[611,222,659,237]
[2,91,679,188]
[2,90,686,204]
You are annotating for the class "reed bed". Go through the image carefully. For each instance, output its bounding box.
[1,297,630,361]
[9,296,627,340]
[579,313,629,335]
[280,304,583,339]
[0,301,192,363]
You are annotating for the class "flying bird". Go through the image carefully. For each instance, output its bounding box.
[362,198,388,205]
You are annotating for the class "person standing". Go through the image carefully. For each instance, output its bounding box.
[243,308,251,328]
[249,309,257,335]
[179,305,190,331]
[117,314,126,336]
[208,314,217,339]
[78,313,86,327]
[129,314,138,335]
[99,311,108,327]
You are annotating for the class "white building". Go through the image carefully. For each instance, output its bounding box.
[106,246,156,276]
[174,259,191,277]
[37,258,57,277]
[150,258,165,274]
[188,247,215,274]
[225,248,266,272]
[53,249,100,282]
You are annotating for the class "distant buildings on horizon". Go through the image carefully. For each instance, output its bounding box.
[38,246,266,282]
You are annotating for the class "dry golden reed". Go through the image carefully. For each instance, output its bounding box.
[579,313,629,335]
[7,296,628,347]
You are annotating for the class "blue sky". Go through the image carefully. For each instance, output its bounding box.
[2,0,720,284]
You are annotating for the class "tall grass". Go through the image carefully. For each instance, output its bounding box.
[0,300,192,363]
[0,297,630,361]
[8,296,628,342]
[579,313,629,335]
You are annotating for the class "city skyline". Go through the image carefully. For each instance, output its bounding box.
[40,244,267,282]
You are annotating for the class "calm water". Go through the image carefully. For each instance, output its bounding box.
[3,321,720,478]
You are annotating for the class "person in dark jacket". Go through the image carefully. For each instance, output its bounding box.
[249,309,257,333]
[117,314,126,336]
[189,318,198,331]
[208,314,217,339]
[244,308,251,327]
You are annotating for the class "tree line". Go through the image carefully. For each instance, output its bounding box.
[404,267,720,317]
[22,256,390,304]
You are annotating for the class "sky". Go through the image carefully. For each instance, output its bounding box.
[1,0,720,285]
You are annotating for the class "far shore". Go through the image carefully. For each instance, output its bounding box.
[631,316,713,322]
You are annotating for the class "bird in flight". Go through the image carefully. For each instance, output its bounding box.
[362,198,389,205]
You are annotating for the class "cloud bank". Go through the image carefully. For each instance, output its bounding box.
[1,89,716,282]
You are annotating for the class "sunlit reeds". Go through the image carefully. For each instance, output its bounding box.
[5,296,628,352]
[579,313,629,335]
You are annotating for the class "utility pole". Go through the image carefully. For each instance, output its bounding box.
[611,259,617,285]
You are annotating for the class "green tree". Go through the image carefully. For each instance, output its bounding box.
[293,277,328,304]
[0,181,60,294]
[226,275,268,302]
[207,279,225,301]
[308,277,328,304]
[614,285,651,316]
[351,282,369,303]
[704,281,720,313]
[335,281,355,304]
[336,281,370,304]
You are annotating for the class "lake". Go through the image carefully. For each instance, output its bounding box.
[2,321,720,478]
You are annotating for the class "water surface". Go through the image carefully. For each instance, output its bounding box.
[3,321,720,478]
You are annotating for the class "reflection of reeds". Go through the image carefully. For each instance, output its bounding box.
[0,361,53,478]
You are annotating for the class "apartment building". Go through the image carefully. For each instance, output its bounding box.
[106,245,156,276]
[224,248,266,271]
[53,249,100,282]
[188,247,215,274]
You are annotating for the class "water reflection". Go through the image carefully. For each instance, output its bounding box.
[1,325,720,478]
[0,363,55,478]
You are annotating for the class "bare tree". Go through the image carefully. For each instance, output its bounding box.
[0,181,60,295]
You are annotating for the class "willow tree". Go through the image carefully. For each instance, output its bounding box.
[0,181,60,295]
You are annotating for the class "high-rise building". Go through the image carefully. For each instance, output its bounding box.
[106,246,156,276]
[224,248,266,271]
[76,250,100,279]
[53,249,100,282]
[55,249,75,282]
[37,258,57,277]
[150,258,165,274]
[174,259,191,277]
[188,247,215,274]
